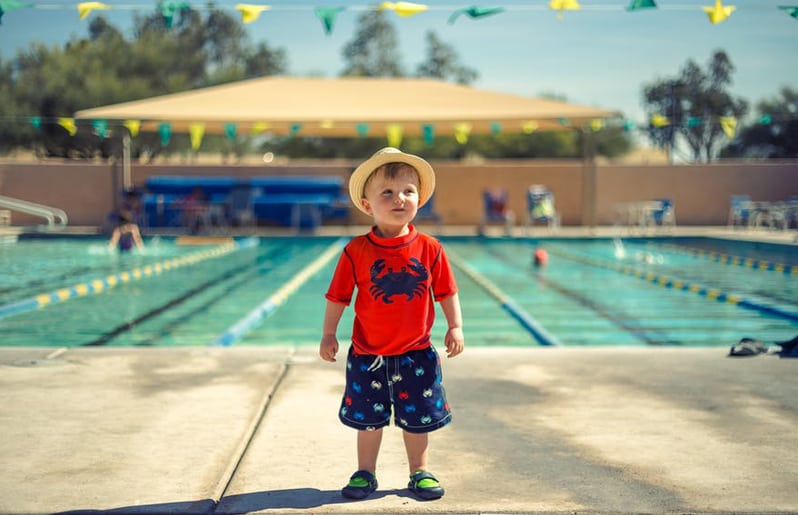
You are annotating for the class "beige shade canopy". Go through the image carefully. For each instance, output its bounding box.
[74,76,620,137]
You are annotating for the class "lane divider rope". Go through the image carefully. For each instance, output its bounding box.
[211,238,347,346]
[546,246,798,323]
[447,249,562,346]
[0,237,258,321]
[657,242,797,275]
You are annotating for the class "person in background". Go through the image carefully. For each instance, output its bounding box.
[319,147,464,502]
[108,209,144,252]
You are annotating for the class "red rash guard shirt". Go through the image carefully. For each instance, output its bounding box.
[325,225,458,357]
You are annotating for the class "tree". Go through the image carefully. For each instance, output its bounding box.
[340,10,404,77]
[641,50,748,162]
[720,87,798,159]
[415,31,478,85]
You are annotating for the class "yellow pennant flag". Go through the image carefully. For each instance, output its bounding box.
[123,120,141,138]
[189,123,205,150]
[549,0,580,20]
[386,124,403,147]
[380,1,428,17]
[250,122,270,135]
[58,117,77,136]
[320,119,335,129]
[235,4,270,24]
[702,0,735,24]
[77,1,110,20]
[522,121,539,134]
[651,114,670,128]
[454,123,472,145]
[720,116,737,138]
[589,119,605,132]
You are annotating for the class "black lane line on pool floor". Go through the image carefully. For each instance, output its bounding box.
[81,245,292,347]
[133,247,292,346]
[484,245,681,346]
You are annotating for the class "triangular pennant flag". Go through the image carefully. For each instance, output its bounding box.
[123,119,140,138]
[422,124,435,145]
[189,123,204,150]
[650,114,670,128]
[557,117,570,126]
[91,119,108,139]
[626,0,656,11]
[490,122,502,136]
[522,121,538,134]
[549,0,580,20]
[289,123,302,136]
[778,6,798,19]
[758,114,772,125]
[454,123,472,145]
[158,122,172,147]
[719,116,737,138]
[622,119,636,132]
[320,120,335,129]
[380,1,428,18]
[235,3,270,24]
[686,117,702,128]
[386,124,403,147]
[158,0,191,28]
[77,1,110,20]
[30,116,41,130]
[250,122,269,134]
[589,119,604,132]
[224,123,238,141]
[0,0,32,24]
[702,0,735,24]
[58,117,77,136]
[356,123,370,137]
[315,7,345,35]
[447,6,505,24]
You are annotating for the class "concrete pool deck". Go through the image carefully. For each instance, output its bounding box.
[1,344,797,514]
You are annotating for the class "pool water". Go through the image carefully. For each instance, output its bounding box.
[0,235,795,348]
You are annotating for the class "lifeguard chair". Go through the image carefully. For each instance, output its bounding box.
[525,185,560,232]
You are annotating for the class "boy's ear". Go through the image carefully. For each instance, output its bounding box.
[359,197,372,215]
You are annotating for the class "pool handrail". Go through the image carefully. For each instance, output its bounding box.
[0,194,68,231]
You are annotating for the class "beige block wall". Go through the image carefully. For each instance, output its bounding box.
[1,160,796,228]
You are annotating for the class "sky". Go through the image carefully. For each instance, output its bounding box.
[0,0,796,125]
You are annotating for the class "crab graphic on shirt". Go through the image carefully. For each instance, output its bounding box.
[369,258,428,304]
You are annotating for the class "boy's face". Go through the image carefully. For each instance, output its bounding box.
[361,164,420,229]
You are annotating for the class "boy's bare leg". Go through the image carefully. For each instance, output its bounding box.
[402,430,429,473]
[357,429,383,473]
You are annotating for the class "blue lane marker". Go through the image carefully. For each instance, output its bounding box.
[447,250,562,347]
[211,238,348,346]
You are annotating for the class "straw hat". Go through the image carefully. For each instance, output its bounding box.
[348,147,436,215]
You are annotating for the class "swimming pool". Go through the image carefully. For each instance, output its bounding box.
[0,235,795,348]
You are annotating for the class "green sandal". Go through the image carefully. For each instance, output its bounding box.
[341,470,378,499]
[408,470,445,500]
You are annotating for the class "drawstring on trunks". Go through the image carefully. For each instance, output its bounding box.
[367,355,385,372]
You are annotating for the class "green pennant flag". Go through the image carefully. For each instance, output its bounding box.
[0,0,32,24]
[448,6,505,24]
[158,122,172,147]
[687,117,702,128]
[224,122,238,141]
[30,116,41,130]
[289,123,302,137]
[758,114,772,125]
[158,0,191,28]
[315,7,345,35]
[778,6,798,19]
[490,122,502,136]
[356,123,370,137]
[422,124,435,145]
[623,119,636,132]
[92,119,108,139]
[626,0,657,11]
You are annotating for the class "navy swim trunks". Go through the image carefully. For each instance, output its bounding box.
[339,345,451,434]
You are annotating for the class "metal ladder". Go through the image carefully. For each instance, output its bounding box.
[0,195,68,231]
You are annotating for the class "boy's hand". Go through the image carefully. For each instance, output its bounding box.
[319,334,339,362]
[444,327,464,358]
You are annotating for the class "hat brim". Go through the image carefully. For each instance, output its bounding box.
[348,148,436,215]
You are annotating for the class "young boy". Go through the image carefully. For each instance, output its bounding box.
[319,147,464,501]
